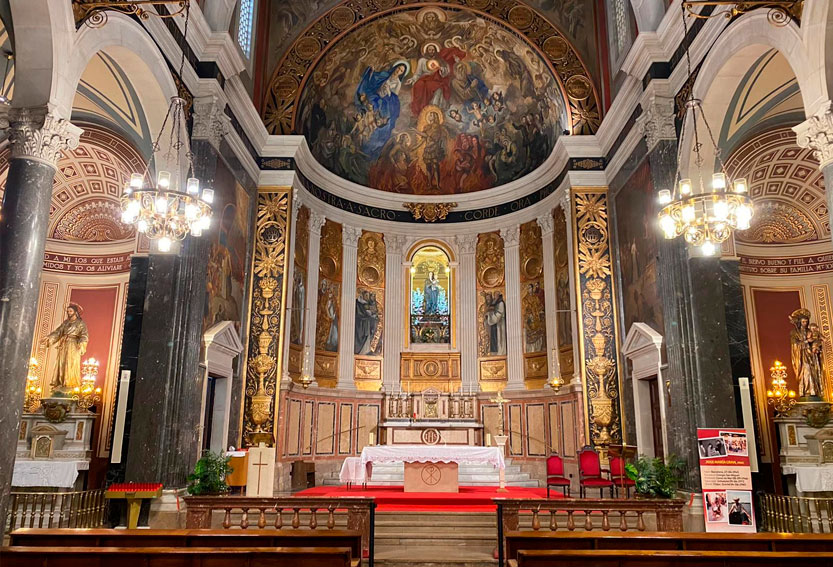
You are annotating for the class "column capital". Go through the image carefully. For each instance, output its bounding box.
[385,233,409,254]
[292,192,303,216]
[0,106,82,167]
[343,226,362,247]
[500,225,520,247]
[558,190,571,213]
[536,213,554,235]
[794,100,833,169]
[191,95,230,151]
[455,233,478,255]
[309,211,326,234]
[639,93,676,152]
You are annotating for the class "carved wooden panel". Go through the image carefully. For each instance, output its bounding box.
[400,352,462,392]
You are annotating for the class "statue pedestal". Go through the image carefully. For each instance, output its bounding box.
[776,402,833,495]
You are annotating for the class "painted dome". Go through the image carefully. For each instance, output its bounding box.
[295,6,568,195]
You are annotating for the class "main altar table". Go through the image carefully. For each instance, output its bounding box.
[358,445,505,493]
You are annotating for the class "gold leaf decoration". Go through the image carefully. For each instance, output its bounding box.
[404,202,458,222]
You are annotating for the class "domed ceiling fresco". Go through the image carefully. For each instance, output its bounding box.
[296,6,566,194]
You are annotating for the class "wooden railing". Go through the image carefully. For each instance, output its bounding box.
[495,498,685,567]
[759,492,833,533]
[5,489,107,533]
[184,496,376,566]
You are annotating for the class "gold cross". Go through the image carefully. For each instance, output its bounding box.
[489,390,509,436]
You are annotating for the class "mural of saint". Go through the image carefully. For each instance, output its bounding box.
[297,6,566,195]
[290,270,306,345]
[523,282,546,353]
[484,292,507,356]
[41,303,89,391]
[355,289,381,355]
[318,281,340,352]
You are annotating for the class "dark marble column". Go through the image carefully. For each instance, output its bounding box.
[0,108,81,522]
[120,101,228,487]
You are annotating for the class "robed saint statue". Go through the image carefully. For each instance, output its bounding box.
[789,308,825,400]
[41,303,88,391]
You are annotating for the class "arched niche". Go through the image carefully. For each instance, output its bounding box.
[405,240,457,352]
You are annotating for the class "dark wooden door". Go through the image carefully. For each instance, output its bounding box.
[201,375,217,452]
[648,377,665,459]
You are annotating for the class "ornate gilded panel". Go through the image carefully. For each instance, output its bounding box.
[812,284,833,399]
[571,189,623,447]
[477,232,508,387]
[289,205,309,355]
[401,352,462,393]
[553,205,575,377]
[242,189,290,446]
[355,231,386,390]
[520,221,547,383]
[479,358,508,392]
[315,220,342,386]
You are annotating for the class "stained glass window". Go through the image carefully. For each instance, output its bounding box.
[237,0,255,59]
[409,246,452,344]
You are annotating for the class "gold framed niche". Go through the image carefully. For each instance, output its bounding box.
[405,241,456,349]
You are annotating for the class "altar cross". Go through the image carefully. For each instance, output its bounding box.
[489,390,509,436]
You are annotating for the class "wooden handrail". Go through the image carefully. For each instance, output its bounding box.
[5,490,107,533]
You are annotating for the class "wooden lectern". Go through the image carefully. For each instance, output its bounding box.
[607,444,638,499]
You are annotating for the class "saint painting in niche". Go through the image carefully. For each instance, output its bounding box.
[483,292,507,356]
[318,281,339,352]
[290,270,305,345]
[409,246,451,344]
[355,289,382,355]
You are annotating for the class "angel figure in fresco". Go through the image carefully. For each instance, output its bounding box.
[790,308,825,399]
[41,303,88,391]
[355,61,409,159]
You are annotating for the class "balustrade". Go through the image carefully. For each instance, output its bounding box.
[5,489,107,532]
[759,492,833,533]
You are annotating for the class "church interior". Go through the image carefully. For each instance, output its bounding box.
[2,0,833,565]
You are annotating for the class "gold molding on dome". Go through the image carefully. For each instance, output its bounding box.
[262,0,600,137]
[571,188,624,447]
[404,202,457,223]
[241,188,290,447]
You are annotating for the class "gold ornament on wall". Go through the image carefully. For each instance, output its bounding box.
[357,232,385,288]
[572,189,623,447]
[318,220,343,281]
[520,221,544,281]
[404,202,458,222]
[476,232,505,289]
[243,190,289,446]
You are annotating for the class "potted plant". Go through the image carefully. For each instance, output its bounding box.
[625,455,686,498]
[186,451,233,496]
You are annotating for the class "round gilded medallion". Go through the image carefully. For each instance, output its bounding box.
[273,75,298,101]
[467,0,492,9]
[579,222,605,247]
[320,256,340,280]
[260,223,283,244]
[372,0,399,10]
[329,6,356,29]
[507,5,534,29]
[294,36,321,61]
[522,257,542,279]
[480,266,504,288]
[422,360,441,377]
[566,75,593,101]
[421,429,441,446]
[361,265,381,286]
[542,36,568,60]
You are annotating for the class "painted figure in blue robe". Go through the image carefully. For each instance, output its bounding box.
[354,61,409,159]
[423,271,441,315]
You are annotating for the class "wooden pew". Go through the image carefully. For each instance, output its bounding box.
[9,527,363,560]
[515,549,833,567]
[0,546,352,567]
[504,530,833,560]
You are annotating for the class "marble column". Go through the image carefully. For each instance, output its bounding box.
[537,213,560,382]
[794,100,833,241]
[501,225,524,390]
[281,195,303,384]
[337,226,361,389]
[456,234,479,392]
[303,212,325,384]
[383,235,407,392]
[559,192,582,385]
[0,107,81,524]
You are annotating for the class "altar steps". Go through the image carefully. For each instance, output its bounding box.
[321,459,539,487]
[374,511,497,567]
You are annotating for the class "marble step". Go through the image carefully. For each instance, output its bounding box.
[374,546,497,567]
[322,479,540,487]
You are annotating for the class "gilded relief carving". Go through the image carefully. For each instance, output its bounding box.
[553,206,575,376]
[243,190,290,446]
[572,189,622,447]
[477,232,507,384]
[813,284,833,398]
[520,221,546,371]
[356,231,385,391]
[289,205,309,349]
[477,232,505,289]
[401,352,462,393]
[315,220,343,384]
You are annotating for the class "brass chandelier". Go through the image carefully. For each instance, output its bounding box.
[119,3,212,253]
[682,1,802,26]
[73,0,188,28]
[657,8,753,256]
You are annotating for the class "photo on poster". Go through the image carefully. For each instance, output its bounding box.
[698,436,727,459]
[727,491,754,526]
[704,491,727,523]
[720,431,748,456]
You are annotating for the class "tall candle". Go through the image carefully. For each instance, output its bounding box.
[369,432,375,446]
[486,433,492,447]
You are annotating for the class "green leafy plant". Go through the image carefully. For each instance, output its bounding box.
[186,451,233,495]
[625,455,686,498]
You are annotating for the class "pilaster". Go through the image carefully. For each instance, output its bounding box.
[537,213,560,382]
[281,195,303,383]
[304,212,325,385]
[559,191,582,385]
[501,225,524,390]
[456,234,479,392]
[383,235,408,392]
[337,226,362,389]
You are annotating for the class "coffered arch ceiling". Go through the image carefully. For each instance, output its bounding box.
[725,126,827,245]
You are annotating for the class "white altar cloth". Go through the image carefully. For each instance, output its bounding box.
[339,457,370,484]
[360,445,505,471]
[12,460,80,488]
[795,465,833,493]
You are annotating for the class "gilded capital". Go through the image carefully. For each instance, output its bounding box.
[191,95,231,150]
[640,94,676,151]
[0,106,82,167]
[794,101,833,169]
[385,234,408,255]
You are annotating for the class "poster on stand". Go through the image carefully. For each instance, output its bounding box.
[698,428,756,532]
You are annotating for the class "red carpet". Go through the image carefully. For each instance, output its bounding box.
[294,485,558,511]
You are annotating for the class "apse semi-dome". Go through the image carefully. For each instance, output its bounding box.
[293,6,570,195]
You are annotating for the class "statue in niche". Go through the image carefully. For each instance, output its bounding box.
[424,271,441,315]
[40,303,88,392]
[790,308,825,400]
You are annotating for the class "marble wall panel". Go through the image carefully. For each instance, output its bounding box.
[317,402,336,455]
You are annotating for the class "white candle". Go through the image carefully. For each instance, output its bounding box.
[369,432,375,446]
[486,433,492,447]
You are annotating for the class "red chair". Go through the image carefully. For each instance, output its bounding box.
[578,446,613,498]
[609,456,635,498]
[545,454,571,498]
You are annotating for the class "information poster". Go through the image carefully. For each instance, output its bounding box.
[697,428,756,532]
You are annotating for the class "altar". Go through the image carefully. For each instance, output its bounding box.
[359,445,505,493]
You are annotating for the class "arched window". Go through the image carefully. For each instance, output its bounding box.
[237,0,255,59]
[409,245,452,344]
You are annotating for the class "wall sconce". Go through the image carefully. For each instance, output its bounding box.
[73,357,102,413]
[767,360,796,417]
[24,357,42,413]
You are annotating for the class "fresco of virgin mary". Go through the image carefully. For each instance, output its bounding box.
[354,60,410,159]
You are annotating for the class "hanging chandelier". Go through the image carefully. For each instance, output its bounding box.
[119,3,212,253]
[656,8,753,256]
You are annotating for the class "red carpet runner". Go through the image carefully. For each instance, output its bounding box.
[295,485,557,512]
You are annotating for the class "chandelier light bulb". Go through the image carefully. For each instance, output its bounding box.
[711,172,726,191]
[157,170,171,189]
[659,214,676,239]
[137,219,149,233]
[191,225,203,237]
[158,236,172,252]
[199,215,211,230]
[201,188,214,204]
[123,183,133,197]
[701,240,716,256]
[130,173,144,189]
[713,198,729,220]
[681,203,696,224]
[121,210,134,224]
[733,177,748,193]
[679,179,692,196]
[658,189,672,204]
[184,203,198,220]
[736,204,752,230]
[155,196,168,214]
[186,177,200,195]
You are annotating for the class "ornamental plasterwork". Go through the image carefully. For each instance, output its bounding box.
[0,106,83,166]
[794,100,833,168]
[405,202,458,222]
[262,0,600,137]
[572,189,622,446]
[640,94,676,151]
[191,95,231,150]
